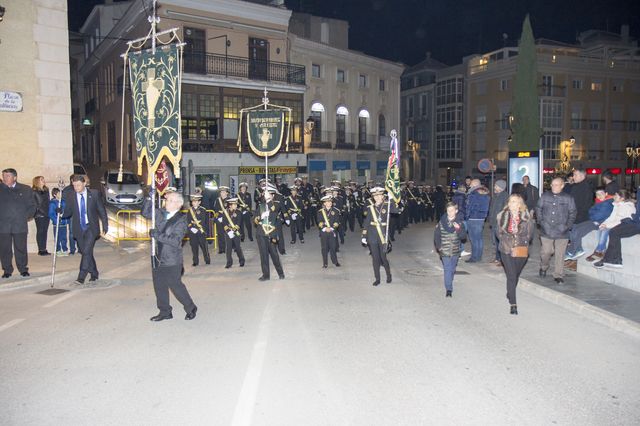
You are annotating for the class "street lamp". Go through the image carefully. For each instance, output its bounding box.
[626,142,640,189]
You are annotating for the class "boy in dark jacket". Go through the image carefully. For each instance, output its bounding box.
[48,188,70,255]
[434,202,467,297]
[566,187,613,260]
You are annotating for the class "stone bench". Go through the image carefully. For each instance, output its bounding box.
[577,230,640,293]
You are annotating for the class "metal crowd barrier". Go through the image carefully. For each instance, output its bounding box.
[115,209,218,249]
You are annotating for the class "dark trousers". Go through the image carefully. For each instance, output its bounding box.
[356,208,364,228]
[467,219,485,262]
[239,212,253,241]
[225,235,245,266]
[216,221,225,253]
[320,231,338,266]
[369,241,391,282]
[502,253,528,305]
[277,223,286,254]
[189,233,210,265]
[441,255,459,291]
[290,217,304,242]
[151,264,195,316]
[53,224,69,252]
[491,228,501,262]
[338,216,345,243]
[602,222,640,264]
[257,235,283,278]
[346,212,355,232]
[35,217,50,252]
[74,230,99,280]
[0,232,28,274]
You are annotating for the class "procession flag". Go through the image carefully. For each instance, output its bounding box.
[385,130,401,203]
[128,44,182,184]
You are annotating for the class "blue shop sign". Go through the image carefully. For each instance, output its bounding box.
[309,160,327,171]
[377,160,388,171]
[332,160,351,171]
[356,160,371,170]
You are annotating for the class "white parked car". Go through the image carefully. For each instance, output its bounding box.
[101,170,144,206]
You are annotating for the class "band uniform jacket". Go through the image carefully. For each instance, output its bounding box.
[62,188,108,238]
[362,201,399,245]
[317,207,341,234]
[285,194,305,218]
[221,208,242,237]
[254,201,281,239]
[0,182,36,234]
[237,191,253,215]
[187,205,209,235]
[142,198,187,267]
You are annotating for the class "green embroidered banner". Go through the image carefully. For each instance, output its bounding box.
[128,45,182,183]
[246,110,286,157]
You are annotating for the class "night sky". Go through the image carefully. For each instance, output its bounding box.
[68,0,640,66]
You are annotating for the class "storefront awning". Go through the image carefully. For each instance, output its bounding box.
[309,160,327,171]
[333,160,351,171]
[356,160,371,170]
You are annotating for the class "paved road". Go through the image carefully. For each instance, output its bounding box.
[1,223,639,425]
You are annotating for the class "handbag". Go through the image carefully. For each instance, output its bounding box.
[511,245,529,258]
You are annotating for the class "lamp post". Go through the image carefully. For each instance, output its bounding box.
[626,141,640,190]
[208,34,231,76]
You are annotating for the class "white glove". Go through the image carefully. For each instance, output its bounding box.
[361,237,367,245]
[217,217,223,223]
[261,211,269,219]
[227,231,235,239]
[291,213,298,220]
[242,211,247,215]
[190,227,198,234]
[285,220,291,225]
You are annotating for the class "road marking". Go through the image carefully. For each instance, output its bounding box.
[231,286,279,426]
[0,318,25,333]
[42,291,78,308]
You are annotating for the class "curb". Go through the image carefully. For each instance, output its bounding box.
[518,277,640,340]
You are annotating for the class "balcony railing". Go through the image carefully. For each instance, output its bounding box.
[183,51,305,85]
[538,84,566,97]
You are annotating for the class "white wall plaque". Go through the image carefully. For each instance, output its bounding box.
[0,91,23,112]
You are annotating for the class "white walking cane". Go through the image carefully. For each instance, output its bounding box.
[50,177,65,288]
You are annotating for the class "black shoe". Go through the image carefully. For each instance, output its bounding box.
[278,274,285,279]
[2,273,11,279]
[539,269,547,277]
[554,277,564,284]
[249,238,254,242]
[386,275,392,283]
[150,313,173,322]
[322,264,327,268]
[239,262,245,267]
[225,264,232,269]
[89,276,98,282]
[291,241,296,244]
[192,263,198,267]
[185,306,197,320]
[258,276,269,281]
[21,271,30,277]
[205,261,211,265]
[593,260,604,269]
[465,259,476,263]
[372,280,380,286]
[301,240,305,244]
[446,290,452,297]
[510,305,518,315]
[241,238,245,242]
[74,278,85,285]
[335,262,341,267]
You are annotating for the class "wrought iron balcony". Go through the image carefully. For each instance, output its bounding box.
[183,51,305,86]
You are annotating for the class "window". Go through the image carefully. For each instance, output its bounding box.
[378,114,386,138]
[199,94,219,140]
[475,113,486,132]
[310,102,324,143]
[358,110,369,145]
[571,111,582,130]
[612,80,624,92]
[379,79,386,91]
[436,105,463,132]
[311,64,321,78]
[436,134,462,159]
[591,80,603,91]
[436,77,463,105]
[420,94,428,117]
[542,75,553,96]
[572,79,583,90]
[337,69,345,83]
[540,99,563,129]
[336,106,348,144]
[407,97,414,118]
[359,74,368,88]
[181,92,221,142]
[541,130,561,160]
[500,79,510,91]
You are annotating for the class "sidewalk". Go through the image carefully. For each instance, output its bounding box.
[459,225,640,338]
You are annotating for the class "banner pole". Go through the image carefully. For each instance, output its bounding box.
[385,193,391,247]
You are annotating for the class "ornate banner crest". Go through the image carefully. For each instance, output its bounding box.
[385,130,401,204]
[246,110,286,157]
[128,44,182,183]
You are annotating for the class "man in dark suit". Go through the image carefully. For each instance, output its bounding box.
[0,168,36,278]
[62,175,108,284]
[142,191,197,321]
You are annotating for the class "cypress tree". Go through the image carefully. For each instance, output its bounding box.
[511,15,542,152]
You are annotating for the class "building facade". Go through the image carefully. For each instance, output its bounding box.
[0,0,73,184]
[77,0,306,196]
[465,27,640,186]
[289,13,404,184]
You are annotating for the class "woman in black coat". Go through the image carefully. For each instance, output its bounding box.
[32,176,50,255]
